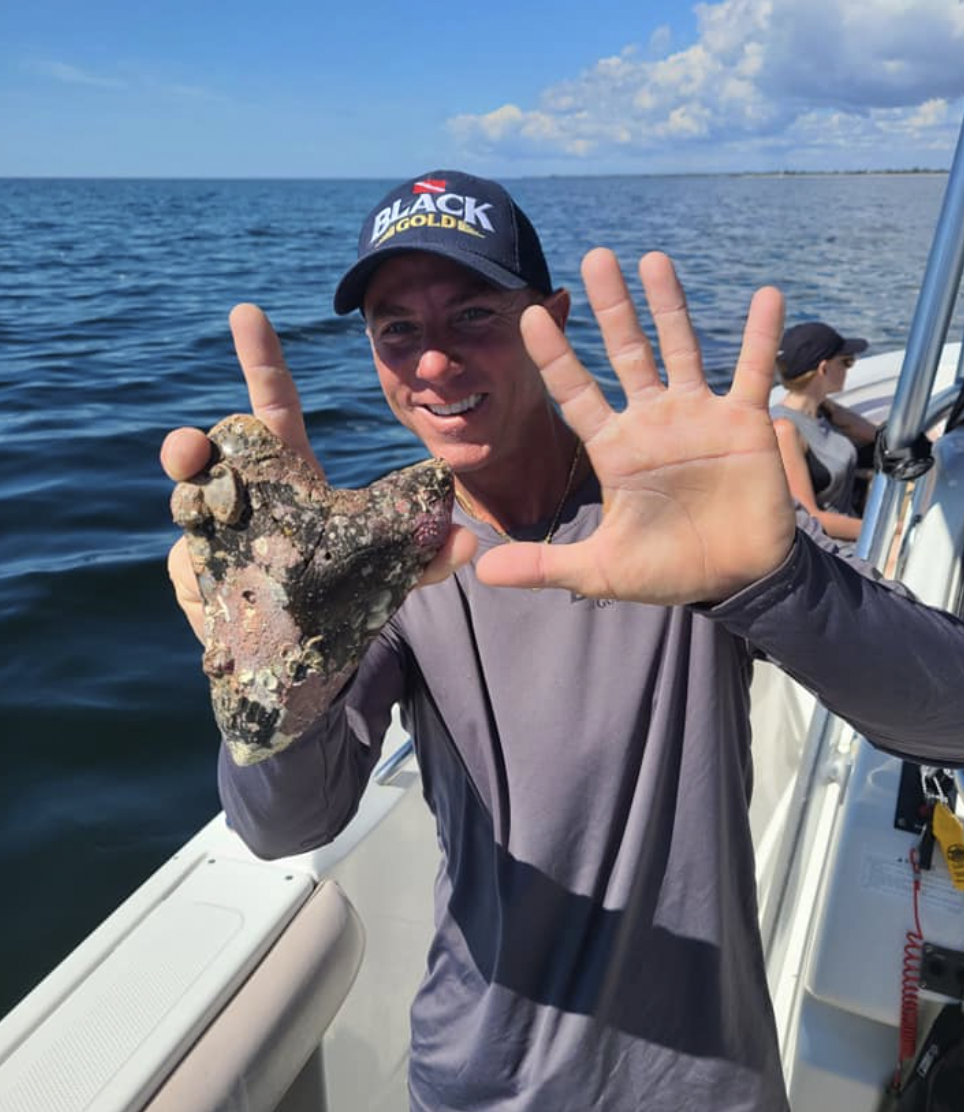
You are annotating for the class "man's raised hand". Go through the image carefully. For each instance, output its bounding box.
[476,250,796,605]
[160,304,322,642]
[160,304,321,483]
[161,304,473,642]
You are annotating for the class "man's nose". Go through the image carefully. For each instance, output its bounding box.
[416,342,461,382]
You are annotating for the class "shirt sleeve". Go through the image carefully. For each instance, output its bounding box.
[703,522,964,766]
[216,625,408,859]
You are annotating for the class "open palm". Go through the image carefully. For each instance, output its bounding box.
[476,250,797,605]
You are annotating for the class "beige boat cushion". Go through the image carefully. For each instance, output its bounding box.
[144,878,365,1112]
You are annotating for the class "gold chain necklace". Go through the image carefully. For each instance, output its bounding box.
[454,442,582,545]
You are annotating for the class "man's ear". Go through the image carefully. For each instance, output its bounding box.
[543,287,571,332]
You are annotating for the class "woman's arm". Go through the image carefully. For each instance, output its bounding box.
[820,399,878,447]
[772,417,862,542]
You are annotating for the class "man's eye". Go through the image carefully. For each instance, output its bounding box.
[380,321,416,338]
[457,306,494,324]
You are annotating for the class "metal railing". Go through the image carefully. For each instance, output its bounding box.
[859,119,964,568]
[373,736,415,785]
[762,112,964,967]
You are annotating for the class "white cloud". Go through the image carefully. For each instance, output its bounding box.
[647,25,674,58]
[26,60,127,89]
[24,59,227,105]
[446,0,964,170]
[157,81,230,105]
[904,99,953,130]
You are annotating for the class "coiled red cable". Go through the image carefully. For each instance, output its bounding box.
[893,846,924,1091]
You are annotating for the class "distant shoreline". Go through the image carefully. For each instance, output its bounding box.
[0,169,951,183]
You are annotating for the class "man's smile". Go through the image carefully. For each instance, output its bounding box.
[423,393,486,418]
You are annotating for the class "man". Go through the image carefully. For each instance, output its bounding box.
[162,171,964,1111]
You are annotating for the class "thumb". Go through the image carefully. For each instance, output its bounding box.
[167,537,206,643]
[417,526,478,587]
[476,539,607,596]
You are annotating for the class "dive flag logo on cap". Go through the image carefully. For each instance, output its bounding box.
[413,179,447,194]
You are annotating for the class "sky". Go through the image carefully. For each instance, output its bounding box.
[2,0,964,178]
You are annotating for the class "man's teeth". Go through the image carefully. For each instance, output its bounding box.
[427,394,483,417]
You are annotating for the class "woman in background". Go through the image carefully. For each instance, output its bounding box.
[771,321,877,542]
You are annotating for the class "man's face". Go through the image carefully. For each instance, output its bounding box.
[363,252,567,476]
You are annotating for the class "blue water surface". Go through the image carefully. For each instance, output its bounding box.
[0,172,958,1016]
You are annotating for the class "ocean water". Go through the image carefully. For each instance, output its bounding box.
[0,172,959,1018]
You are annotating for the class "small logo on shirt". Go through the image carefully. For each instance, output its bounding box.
[570,592,616,608]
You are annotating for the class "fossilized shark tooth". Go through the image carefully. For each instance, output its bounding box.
[171,414,453,766]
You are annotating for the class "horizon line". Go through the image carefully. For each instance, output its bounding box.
[0,167,951,182]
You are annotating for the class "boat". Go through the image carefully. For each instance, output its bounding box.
[3,126,964,1112]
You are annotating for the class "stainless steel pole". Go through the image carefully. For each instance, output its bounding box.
[858,117,964,565]
[888,123,964,446]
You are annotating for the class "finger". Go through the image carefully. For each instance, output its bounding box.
[160,427,215,481]
[475,537,609,597]
[581,247,661,397]
[520,305,614,447]
[728,286,785,407]
[638,252,705,391]
[416,525,478,587]
[167,537,206,643]
[229,303,322,473]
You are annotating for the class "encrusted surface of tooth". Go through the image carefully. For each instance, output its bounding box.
[171,414,454,767]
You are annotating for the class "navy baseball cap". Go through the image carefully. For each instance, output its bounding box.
[777,322,868,381]
[333,170,553,315]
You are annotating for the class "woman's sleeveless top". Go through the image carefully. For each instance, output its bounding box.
[771,404,857,513]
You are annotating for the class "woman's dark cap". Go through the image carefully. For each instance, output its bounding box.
[333,170,552,315]
[777,322,869,380]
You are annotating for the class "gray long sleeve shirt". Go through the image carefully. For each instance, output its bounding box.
[218,481,964,1112]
